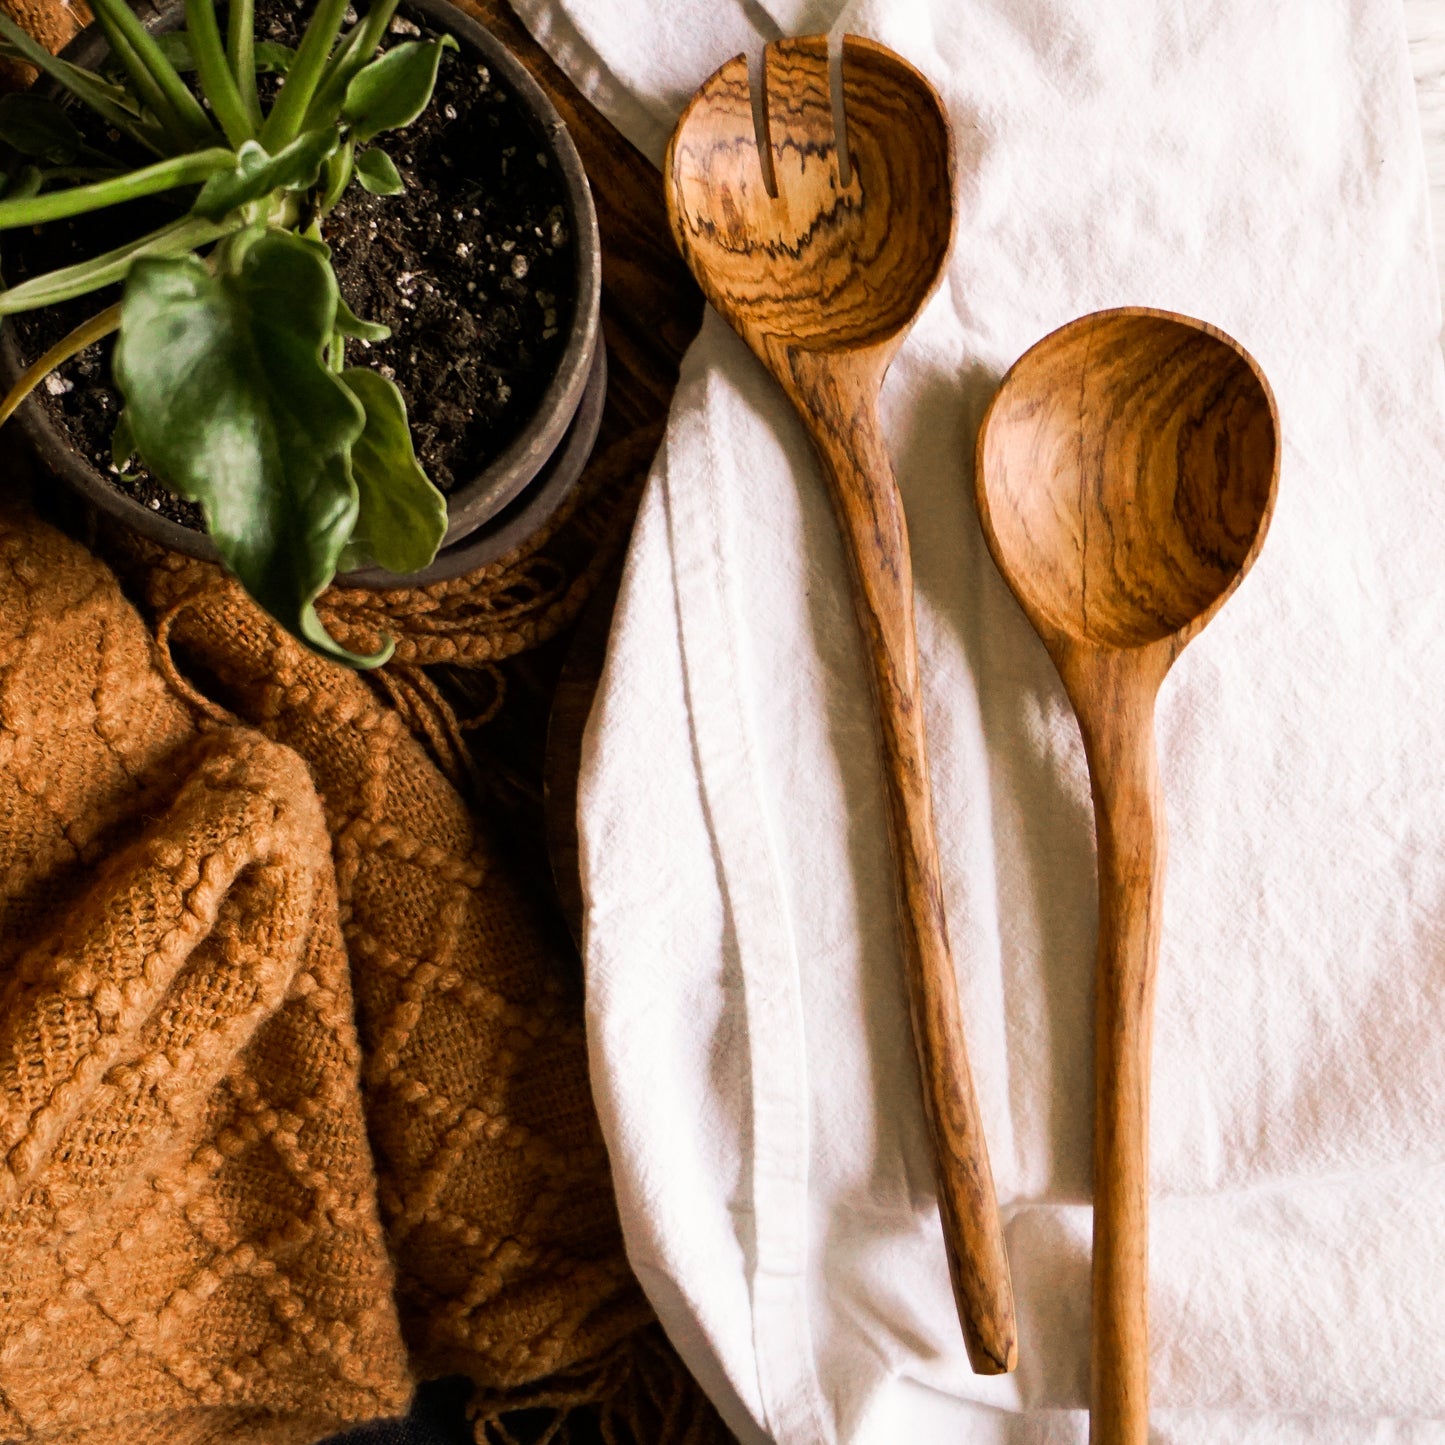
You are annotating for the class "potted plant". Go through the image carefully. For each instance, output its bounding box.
[0,0,601,666]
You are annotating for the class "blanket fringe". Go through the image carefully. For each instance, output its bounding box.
[370,662,503,797]
[468,1325,733,1445]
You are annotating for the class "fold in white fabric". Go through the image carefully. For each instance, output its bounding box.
[517,0,1445,1437]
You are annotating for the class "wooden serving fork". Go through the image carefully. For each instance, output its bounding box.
[664,34,1017,1373]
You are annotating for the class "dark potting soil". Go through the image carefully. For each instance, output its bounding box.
[1,0,576,529]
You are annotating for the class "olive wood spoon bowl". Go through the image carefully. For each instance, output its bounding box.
[664,34,1017,1374]
[974,307,1280,1441]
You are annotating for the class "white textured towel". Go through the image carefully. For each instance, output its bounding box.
[517,0,1445,1438]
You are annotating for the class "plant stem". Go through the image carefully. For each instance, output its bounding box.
[0,302,120,429]
[88,0,216,146]
[328,329,344,373]
[226,0,263,127]
[90,5,194,151]
[0,148,234,230]
[260,0,351,151]
[0,214,234,314]
[186,0,255,145]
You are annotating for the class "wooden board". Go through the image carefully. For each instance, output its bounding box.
[439,0,703,953]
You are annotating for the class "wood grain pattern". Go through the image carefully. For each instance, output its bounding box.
[974,307,1280,1442]
[665,33,1017,1376]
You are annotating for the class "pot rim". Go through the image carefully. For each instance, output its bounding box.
[0,0,602,575]
[340,325,605,588]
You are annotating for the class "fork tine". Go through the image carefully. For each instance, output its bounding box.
[763,36,841,191]
[840,35,951,151]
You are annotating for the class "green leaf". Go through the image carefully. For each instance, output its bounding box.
[335,294,390,341]
[0,96,82,164]
[342,37,456,144]
[318,135,354,211]
[354,146,402,195]
[291,231,332,264]
[0,147,233,231]
[113,231,388,667]
[191,130,339,221]
[302,13,380,130]
[154,30,198,69]
[111,408,136,471]
[337,367,446,574]
[254,40,297,73]
[0,214,235,316]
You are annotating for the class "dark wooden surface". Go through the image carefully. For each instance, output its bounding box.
[443,0,703,949]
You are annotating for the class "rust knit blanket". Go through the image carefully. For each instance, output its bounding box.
[0,502,718,1444]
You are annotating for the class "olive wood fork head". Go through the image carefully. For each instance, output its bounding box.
[665,34,953,390]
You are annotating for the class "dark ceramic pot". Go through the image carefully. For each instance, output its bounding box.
[0,0,604,587]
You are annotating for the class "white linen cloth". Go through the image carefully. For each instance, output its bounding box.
[514,0,1445,1438]
[1405,0,1445,288]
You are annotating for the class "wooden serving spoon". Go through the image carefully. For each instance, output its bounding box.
[974,307,1280,1441]
[664,35,1017,1374]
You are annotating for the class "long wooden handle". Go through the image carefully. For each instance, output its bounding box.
[800,361,1017,1375]
[1072,660,1168,1444]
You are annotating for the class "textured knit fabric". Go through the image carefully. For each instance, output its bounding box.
[137,542,651,1392]
[0,502,725,1444]
[0,505,411,1442]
